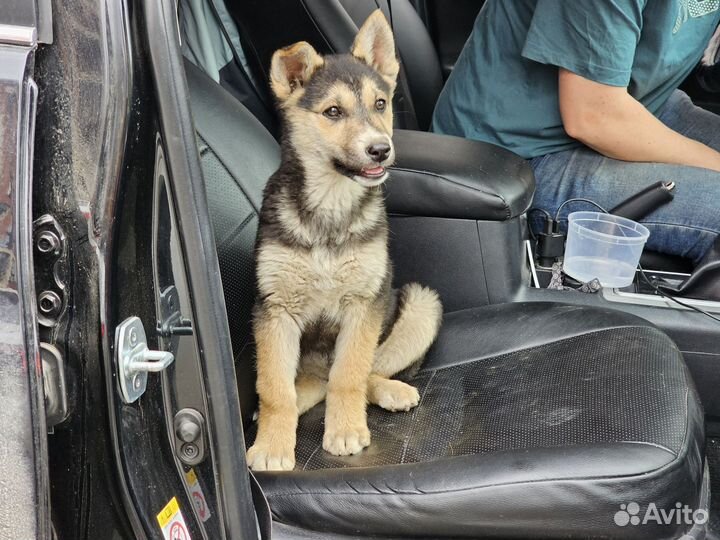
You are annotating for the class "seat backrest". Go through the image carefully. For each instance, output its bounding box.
[226,0,444,131]
[185,59,279,423]
[336,0,444,131]
[179,0,279,135]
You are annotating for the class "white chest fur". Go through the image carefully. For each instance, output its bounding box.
[257,237,388,324]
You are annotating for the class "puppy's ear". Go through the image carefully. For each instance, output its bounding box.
[270,41,324,102]
[351,10,400,86]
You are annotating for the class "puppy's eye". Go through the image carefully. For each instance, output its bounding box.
[375,99,387,112]
[323,106,342,118]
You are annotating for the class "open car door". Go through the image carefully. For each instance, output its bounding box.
[0,1,52,539]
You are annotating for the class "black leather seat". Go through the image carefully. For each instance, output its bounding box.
[257,304,704,539]
[185,60,707,538]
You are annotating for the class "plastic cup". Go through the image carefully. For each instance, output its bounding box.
[563,211,650,288]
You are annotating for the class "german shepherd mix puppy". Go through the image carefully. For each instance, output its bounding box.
[247,10,442,471]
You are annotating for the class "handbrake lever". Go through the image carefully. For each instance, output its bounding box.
[610,181,675,221]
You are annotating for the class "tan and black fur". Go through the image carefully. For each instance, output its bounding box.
[246,10,442,471]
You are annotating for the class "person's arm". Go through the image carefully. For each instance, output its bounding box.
[558,68,720,172]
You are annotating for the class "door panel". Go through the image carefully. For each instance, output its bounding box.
[139,0,261,537]
[153,140,223,538]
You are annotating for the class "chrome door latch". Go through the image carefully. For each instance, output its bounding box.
[115,316,174,403]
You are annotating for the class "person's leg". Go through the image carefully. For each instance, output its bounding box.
[656,89,720,151]
[531,92,720,263]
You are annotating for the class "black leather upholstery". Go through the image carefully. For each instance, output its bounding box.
[389,129,535,220]
[186,60,278,421]
[250,303,704,539]
[225,0,443,131]
[185,57,707,539]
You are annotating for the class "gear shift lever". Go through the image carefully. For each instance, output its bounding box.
[664,235,720,301]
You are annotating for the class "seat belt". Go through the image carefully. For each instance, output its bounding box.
[376,0,419,129]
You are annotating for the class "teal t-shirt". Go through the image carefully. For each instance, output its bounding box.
[431,0,720,159]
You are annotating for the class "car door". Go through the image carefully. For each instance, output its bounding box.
[0,2,52,539]
[104,0,262,538]
[30,0,262,538]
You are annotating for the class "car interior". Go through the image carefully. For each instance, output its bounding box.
[176,1,720,538]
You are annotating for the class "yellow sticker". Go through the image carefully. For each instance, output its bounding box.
[185,468,198,485]
[157,497,191,539]
[157,497,180,529]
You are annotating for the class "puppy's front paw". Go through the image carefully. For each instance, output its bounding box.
[247,441,295,471]
[374,379,420,412]
[322,424,371,456]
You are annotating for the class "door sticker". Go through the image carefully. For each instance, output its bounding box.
[157,496,191,540]
[185,468,211,523]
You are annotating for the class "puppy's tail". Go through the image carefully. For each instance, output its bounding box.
[373,283,442,380]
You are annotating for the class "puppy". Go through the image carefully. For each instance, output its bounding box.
[246,10,442,472]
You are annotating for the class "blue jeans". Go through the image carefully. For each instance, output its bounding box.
[530,90,720,263]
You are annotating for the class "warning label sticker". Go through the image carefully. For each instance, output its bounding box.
[157,496,191,540]
[185,468,211,523]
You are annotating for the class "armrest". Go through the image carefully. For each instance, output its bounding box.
[387,129,535,221]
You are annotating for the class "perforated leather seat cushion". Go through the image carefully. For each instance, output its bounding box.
[250,303,704,539]
[287,325,687,470]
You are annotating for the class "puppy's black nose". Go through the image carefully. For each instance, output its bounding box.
[366,143,391,163]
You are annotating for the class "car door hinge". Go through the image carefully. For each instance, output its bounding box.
[115,316,175,403]
[33,214,67,329]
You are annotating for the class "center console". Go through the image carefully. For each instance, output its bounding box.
[387,129,534,312]
[387,128,720,417]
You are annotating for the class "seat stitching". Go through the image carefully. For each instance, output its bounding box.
[198,133,261,214]
[476,222,493,300]
[217,210,258,250]
[680,386,691,460]
[389,166,511,219]
[423,325,668,374]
